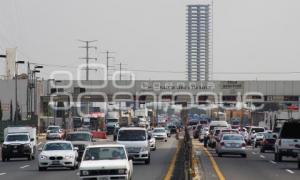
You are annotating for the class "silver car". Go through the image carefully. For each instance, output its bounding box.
[216,134,247,158]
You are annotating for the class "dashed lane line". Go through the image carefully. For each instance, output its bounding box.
[0,173,7,176]
[270,160,277,164]
[20,165,30,169]
[286,169,295,174]
[260,155,265,159]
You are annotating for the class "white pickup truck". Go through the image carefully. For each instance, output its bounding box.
[1,127,37,161]
[274,121,300,162]
[79,144,133,180]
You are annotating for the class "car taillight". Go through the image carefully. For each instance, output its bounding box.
[221,142,225,146]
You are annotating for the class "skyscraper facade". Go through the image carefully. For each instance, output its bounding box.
[186,4,212,81]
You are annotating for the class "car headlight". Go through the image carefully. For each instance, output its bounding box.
[65,155,74,159]
[24,143,31,148]
[81,170,89,176]
[118,169,127,174]
[140,147,148,152]
[40,155,48,160]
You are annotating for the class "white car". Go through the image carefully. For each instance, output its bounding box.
[152,128,168,142]
[148,132,156,151]
[79,144,133,180]
[38,141,79,171]
[117,127,151,164]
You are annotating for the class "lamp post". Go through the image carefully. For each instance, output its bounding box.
[53,80,62,125]
[15,60,25,124]
[33,65,43,118]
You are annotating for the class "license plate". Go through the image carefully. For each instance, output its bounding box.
[52,161,60,165]
[99,178,108,180]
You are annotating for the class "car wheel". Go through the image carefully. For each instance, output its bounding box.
[145,155,151,165]
[218,153,222,157]
[165,139,167,142]
[274,152,282,162]
[2,155,6,162]
[260,148,265,153]
[38,166,46,171]
[28,155,32,161]
[298,161,300,169]
[241,154,247,158]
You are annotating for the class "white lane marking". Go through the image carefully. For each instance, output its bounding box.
[0,173,6,176]
[270,160,277,164]
[252,152,257,155]
[20,165,30,169]
[286,169,294,174]
[260,155,265,159]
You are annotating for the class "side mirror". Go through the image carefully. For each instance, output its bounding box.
[273,135,277,139]
[30,138,34,142]
[148,135,151,140]
[74,147,79,151]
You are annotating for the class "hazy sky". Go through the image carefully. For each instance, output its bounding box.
[0,0,300,80]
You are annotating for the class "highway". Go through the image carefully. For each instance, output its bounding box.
[0,136,178,180]
[194,139,300,180]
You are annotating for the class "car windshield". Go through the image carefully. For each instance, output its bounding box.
[223,135,243,141]
[83,147,126,161]
[264,133,275,139]
[6,134,29,142]
[256,133,265,136]
[66,133,91,141]
[252,128,264,133]
[44,143,72,151]
[280,123,300,139]
[153,129,165,133]
[118,130,146,141]
[48,127,60,131]
[107,119,118,123]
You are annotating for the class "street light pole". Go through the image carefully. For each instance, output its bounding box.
[15,61,25,124]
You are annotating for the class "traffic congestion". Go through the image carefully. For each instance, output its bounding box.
[0,109,181,180]
[192,118,300,172]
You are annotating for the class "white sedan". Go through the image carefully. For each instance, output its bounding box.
[38,141,79,171]
[152,128,168,142]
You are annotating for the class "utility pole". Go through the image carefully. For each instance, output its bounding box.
[78,40,97,80]
[102,51,115,80]
[117,62,127,80]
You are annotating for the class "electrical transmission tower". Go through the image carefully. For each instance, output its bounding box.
[102,51,115,80]
[116,62,128,80]
[78,40,98,80]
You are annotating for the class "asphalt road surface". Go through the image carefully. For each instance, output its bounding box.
[197,143,300,180]
[0,136,178,180]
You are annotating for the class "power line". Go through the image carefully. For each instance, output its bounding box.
[78,40,98,80]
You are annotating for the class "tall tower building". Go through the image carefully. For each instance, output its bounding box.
[186,4,212,81]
